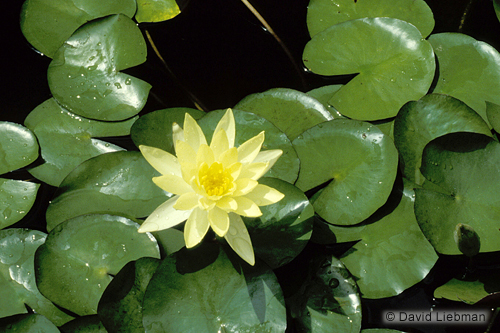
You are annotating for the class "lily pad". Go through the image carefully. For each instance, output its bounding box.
[292,119,398,225]
[0,179,39,229]
[306,85,345,119]
[307,0,434,38]
[20,0,136,58]
[98,257,161,333]
[415,133,500,254]
[142,244,286,332]
[327,181,438,299]
[198,109,300,184]
[486,101,500,134]
[0,314,60,333]
[46,151,172,231]
[303,17,435,121]
[48,14,151,121]
[394,94,492,184]
[136,0,181,23]
[131,107,205,154]
[35,214,160,316]
[434,271,500,304]
[288,255,361,333]
[60,315,107,333]
[0,229,74,325]
[243,177,314,269]
[429,33,500,127]
[234,88,334,140]
[25,98,135,186]
[0,122,38,175]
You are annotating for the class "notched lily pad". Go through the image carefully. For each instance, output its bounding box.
[35,214,160,316]
[136,0,181,23]
[415,133,500,254]
[48,14,151,121]
[292,119,398,225]
[20,0,136,58]
[198,109,300,184]
[303,17,435,121]
[46,151,172,231]
[307,0,434,38]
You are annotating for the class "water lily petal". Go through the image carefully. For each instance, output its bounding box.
[228,162,242,180]
[196,144,215,167]
[173,192,200,210]
[210,128,229,160]
[208,206,230,237]
[253,149,283,172]
[139,145,181,177]
[172,122,184,150]
[199,196,216,210]
[219,147,238,168]
[232,178,258,196]
[184,208,210,248]
[138,196,192,233]
[184,113,207,152]
[152,174,192,195]
[225,213,255,265]
[244,184,285,206]
[214,109,236,148]
[233,197,262,217]
[238,131,265,164]
[239,162,269,180]
[216,196,238,211]
[176,140,197,183]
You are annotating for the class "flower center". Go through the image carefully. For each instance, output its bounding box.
[199,162,234,197]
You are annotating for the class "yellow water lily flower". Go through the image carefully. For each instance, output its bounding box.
[138,109,284,265]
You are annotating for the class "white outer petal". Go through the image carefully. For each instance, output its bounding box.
[138,196,192,233]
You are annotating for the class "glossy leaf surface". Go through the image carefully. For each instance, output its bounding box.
[0,314,60,333]
[244,178,314,269]
[0,122,38,175]
[415,133,500,254]
[289,255,361,333]
[48,14,151,121]
[198,109,300,184]
[60,315,107,333]
[143,244,286,332]
[25,98,134,186]
[429,33,500,126]
[303,17,435,121]
[20,0,136,58]
[434,271,500,304]
[0,229,74,326]
[136,0,181,23]
[394,94,491,184]
[292,119,398,225]
[0,179,39,229]
[234,88,334,140]
[35,214,160,316]
[307,0,434,38]
[46,151,172,231]
[306,85,344,119]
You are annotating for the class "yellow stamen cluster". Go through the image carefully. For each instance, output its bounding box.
[199,162,234,197]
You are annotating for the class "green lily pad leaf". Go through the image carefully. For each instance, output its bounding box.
[292,119,398,225]
[434,271,500,304]
[131,107,205,154]
[0,314,60,333]
[303,17,435,121]
[48,14,151,121]
[25,98,136,186]
[307,0,434,38]
[60,315,107,333]
[35,214,160,316]
[46,151,172,231]
[0,179,39,229]
[362,330,408,333]
[486,101,500,134]
[152,228,185,258]
[288,255,361,333]
[243,178,314,269]
[0,229,74,325]
[143,244,286,332]
[136,0,181,23]
[394,94,492,184]
[0,122,38,175]
[198,109,300,184]
[429,33,500,127]
[98,257,160,333]
[415,133,500,254]
[327,181,438,298]
[234,88,334,141]
[20,0,136,58]
[306,85,345,119]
